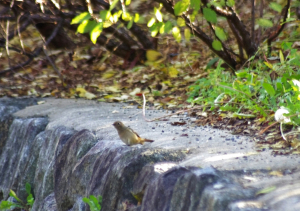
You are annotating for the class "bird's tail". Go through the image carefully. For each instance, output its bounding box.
[143,139,154,143]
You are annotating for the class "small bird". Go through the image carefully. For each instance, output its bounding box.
[113,121,154,146]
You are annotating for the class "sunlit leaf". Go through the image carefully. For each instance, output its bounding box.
[212,40,222,51]
[256,186,276,195]
[177,17,185,27]
[172,26,181,43]
[203,8,217,24]
[100,10,111,21]
[125,0,131,6]
[154,7,163,22]
[279,50,285,64]
[184,28,191,41]
[269,170,283,176]
[134,13,140,22]
[146,50,163,62]
[71,12,91,24]
[77,20,97,34]
[85,92,96,99]
[102,70,116,79]
[264,61,273,69]
[109,0,119,11]
[159,22,166,33]
[149,23,161,37]
[147,17,156,27]
[90,22,103,44]
[174,0,190,16]
[9,190,22,203]
[168,67,179,77]
[122,12,131,21]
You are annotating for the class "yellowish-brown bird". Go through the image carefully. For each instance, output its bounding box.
[113,121,154,146]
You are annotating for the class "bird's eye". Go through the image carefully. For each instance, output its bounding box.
[118,122,120,125]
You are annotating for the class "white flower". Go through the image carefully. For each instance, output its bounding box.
[274,107,291,140]
[274,107,290,123]
[292,79,300,91]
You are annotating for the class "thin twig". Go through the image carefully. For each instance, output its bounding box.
[0,19,63,75]
[17,14,24,51]
[257,121,278,135]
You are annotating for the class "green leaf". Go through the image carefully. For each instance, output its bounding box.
[215,27,227,41]
[134,13,140,22]
[236,71,250,78]
[149,23,160,37]
[100,10,111,21]
[77,20,97,34]
[203,8,217,24]
[146,50,163,62]
[90,195,100,209]
[177,17,185,27]
[71,12,91,24]
[154,7,163,22]
[9,190,22,203]
[25,183,31,195]
[147,17,156,27]
[174,0,190,16]
[172,26,181,43]
[122,12,131,21]
[184,28,191,41]
[98,195,103,205]
[90,22,103,44]
[125,0,131,6]
[212,40,222,51]
[232,113,256,118]
[263,82,275,96]
[276,82,283,92]
[168,67,179,77]
[257,18,273,28]
[82,197,91,204]
[264,61,273,70]
[164,21,173,33]
[127,19,133,29]
[269,2,282,13]
[226,0,235,7]
[279,50,285,64]
[190,0,200,11]
[27,194,34,206]
[282,42,293,51]
[109,0,119,11]
[256,186,276,195]
[206,57,219,69]
[0,201,16,209]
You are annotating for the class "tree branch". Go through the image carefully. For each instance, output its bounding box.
[267,0,291,55]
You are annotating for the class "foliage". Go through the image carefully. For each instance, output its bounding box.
[83,195,102,211]
[187,42,300,126]
[70,0,294,69]
[0,183,34,211]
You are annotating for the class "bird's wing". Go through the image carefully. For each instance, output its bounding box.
[128,127,141,138]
